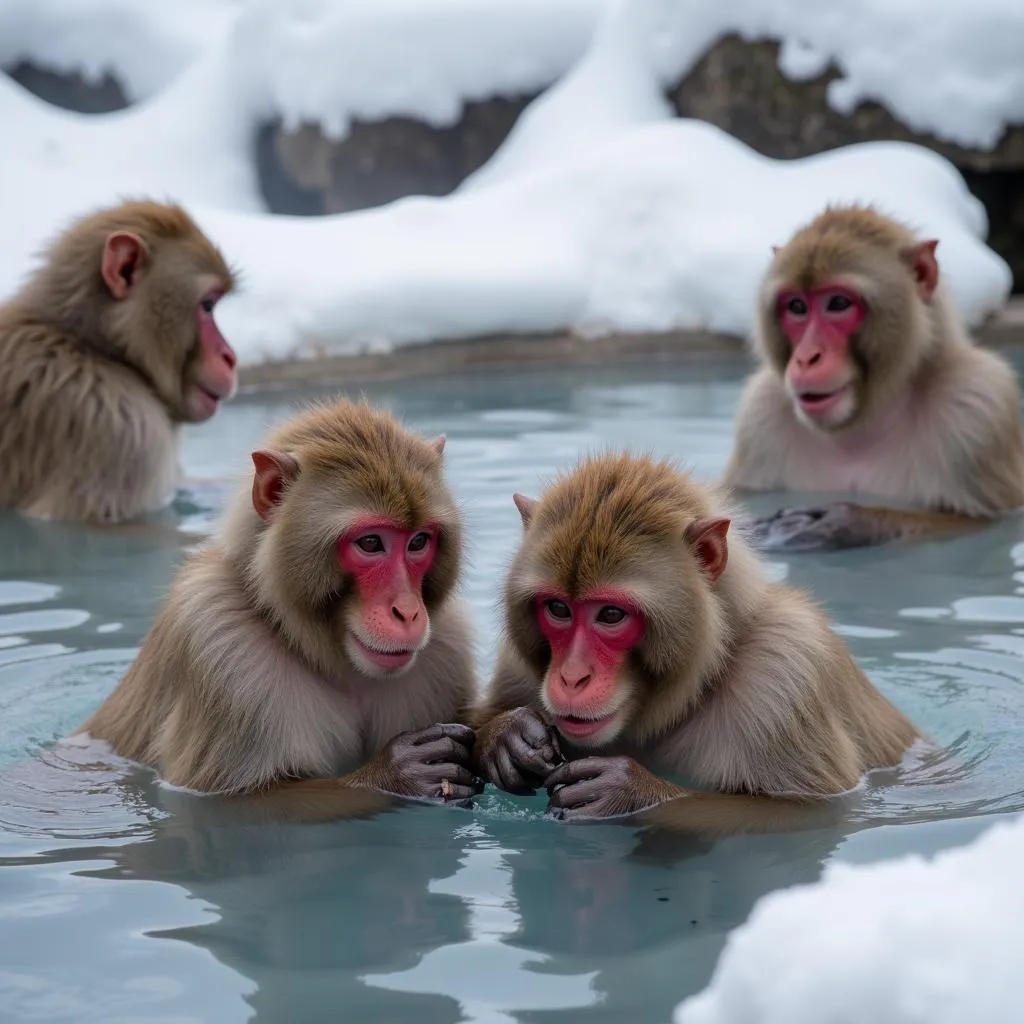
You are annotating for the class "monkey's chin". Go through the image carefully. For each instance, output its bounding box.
[183,384,223,423]
[552,710,624,747]
[344,632,419,679]
[793,383,857,432]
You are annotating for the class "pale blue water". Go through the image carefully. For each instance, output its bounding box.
[1,355,1024,1023]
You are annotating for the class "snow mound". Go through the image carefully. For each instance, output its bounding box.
[0,0,1013,366]
[0,1,242,101]
[674,813,1024,1024]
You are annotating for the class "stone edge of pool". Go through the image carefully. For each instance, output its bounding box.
[237,297,1024,393]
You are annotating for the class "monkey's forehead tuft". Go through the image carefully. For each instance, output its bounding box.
[774,203,921,287]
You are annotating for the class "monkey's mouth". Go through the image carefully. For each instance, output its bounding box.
[350,633,416,670]
[797,383,851,416]
[555,713,618,740]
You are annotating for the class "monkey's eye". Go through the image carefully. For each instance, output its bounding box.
[200,295,217,314]
[596,606,626,625]
[355,535,385,554]
[407,531,431,552]
[784,296,808,316]
[545,599,572,621]
[826,294,853,313]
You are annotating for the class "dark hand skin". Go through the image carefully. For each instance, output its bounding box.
[474,706,564,795]
[747,501,982,553]
[545,756,684,821]
[351,723,485,805]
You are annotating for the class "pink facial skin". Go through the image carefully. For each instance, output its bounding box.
[777,283,866,421]
[536,590,645,740]
[185,288,238,422]
[339,517,438,672]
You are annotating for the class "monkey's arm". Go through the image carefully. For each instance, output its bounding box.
[746,501,989,553]
[544,757,846,836]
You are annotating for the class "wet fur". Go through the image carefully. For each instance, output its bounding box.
[0,200,235,524]
[475,453,920,804]
[79,400,476,794]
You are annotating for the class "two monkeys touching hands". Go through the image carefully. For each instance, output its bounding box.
[3,197,1023,832]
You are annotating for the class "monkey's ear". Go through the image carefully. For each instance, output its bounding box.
[903,239,940,302]
[251,449,300,522]
[101,232,148,300]
[512,493,538,528]
[430,435,446,456]
[685,517,730,583]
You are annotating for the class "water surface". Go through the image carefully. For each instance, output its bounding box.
[2,354,1024,1023]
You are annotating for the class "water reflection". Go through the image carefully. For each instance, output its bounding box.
[0,355,1023,1021]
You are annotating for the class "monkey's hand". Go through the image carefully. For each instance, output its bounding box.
[356,723,485,805]
[475,706,563,796]
[747,501,889,553]
[545,757,683,821]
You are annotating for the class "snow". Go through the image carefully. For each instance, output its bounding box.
[0,1,243,101]
[0,0,1016,366]
[674,812,1024,1024]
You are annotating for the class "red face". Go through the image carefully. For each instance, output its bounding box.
[535,590,645,745]
[339,517,437,676]
[777,283,866,425]
[184,286,238,422]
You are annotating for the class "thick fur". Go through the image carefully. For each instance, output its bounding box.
[0,200,235,524]
[79,400,476,794]
[475,453,920,802]
[724,204,1024,518]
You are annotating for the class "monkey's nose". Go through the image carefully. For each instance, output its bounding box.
[391,602,420,624]
[560,672,592,692]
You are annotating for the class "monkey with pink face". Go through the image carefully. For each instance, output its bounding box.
[78,399,482,811]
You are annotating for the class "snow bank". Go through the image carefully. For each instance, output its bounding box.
[0,1,242,101]
[674,812,1024,1024]
[0,0,1013,366]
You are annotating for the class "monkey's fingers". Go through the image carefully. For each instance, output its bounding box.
[544,757,606,792]
[409,723,477,747]
[506,734,562,780]
[489,746,536,796]
[546,778,604,812]
[510,707,557,748]
[415,736,475,767]
[430,764,485,797]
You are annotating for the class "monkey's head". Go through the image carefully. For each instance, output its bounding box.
[505,453,734,749]
[38,200,238,424]
[756,204,940,433]
[232,400,462,680]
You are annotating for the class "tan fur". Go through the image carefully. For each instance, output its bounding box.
[475,453,920,812]
[78,399,476,795]
[724,204,1024,520]
[0,199,236,524]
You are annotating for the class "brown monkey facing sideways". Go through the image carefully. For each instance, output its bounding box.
[724,204,1024,552]
[472,453,921,828]
[0,199,239,525]
[78,399,483,808]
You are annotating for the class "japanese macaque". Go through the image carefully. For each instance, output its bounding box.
[77,399,482,809]
[0,199,239,525]
[724,204,1024,552]
[472,453,921,829]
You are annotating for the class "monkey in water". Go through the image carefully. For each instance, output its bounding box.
[0,200,239,525]
[77,399,483,809]
[472,453,920,829]
[724,204,1024,552]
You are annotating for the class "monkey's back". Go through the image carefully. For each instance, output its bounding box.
[0,309,179,523]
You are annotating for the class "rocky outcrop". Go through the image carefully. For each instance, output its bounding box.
[6,60,128,114]
[668,35,1024,288]
[256,96,533,216]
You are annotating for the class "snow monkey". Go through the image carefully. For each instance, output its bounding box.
[725,204,1024,552]
[471,453,921,827]
[78,399,483,808]
[0,199,239,525]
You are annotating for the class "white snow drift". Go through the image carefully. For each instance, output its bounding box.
[674,812,1024,1024]
[0,0,1015,365]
